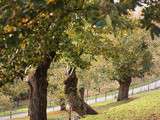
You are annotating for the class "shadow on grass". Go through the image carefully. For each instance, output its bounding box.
[94,97,138,113]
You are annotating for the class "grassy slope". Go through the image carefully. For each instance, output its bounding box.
[82,89,160,120]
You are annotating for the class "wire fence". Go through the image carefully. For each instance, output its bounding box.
[85,80,160,105]
[1,80,160,120]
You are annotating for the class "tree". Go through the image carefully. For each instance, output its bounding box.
[0,0,100,119]
[91,0,157,101]
[64,67,97,116]
[102,29,152,101]
[61,16,104,116]
[0,0,85,119]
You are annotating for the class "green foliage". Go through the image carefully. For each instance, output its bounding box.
[0,0,155,85]
[0,0,92,85]
[77,58,109,90]
[47,65,66,105]
[141,1,160,39]
[0,80,28,104]
[117,0,138,14]
[102,29,152,82]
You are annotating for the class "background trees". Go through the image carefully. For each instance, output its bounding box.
[0,92,12,112]
[102,29,152,101]
[48,65,66,111]
[0,81,28,106]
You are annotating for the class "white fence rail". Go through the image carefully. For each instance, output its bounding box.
[86,80,160,105]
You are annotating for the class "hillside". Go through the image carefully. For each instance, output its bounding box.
[82,89,160,120]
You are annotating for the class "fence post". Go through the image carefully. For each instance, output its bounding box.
[148,84,149,91]
[114,92,117,99]
[140,87,142,93]
[105,92,107,101]
[95,95,97,103]
[154,82,156,89]
[50,101,51,107]
[53,106,54,111]
[9,110,12,120]
[112,92,114,100]
[132,88,134,95]
[68,106,72,120]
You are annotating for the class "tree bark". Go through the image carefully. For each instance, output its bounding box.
[64,68,97,117]
[27,52,55,120]
[117,77,132,101]
[79,87,85,101]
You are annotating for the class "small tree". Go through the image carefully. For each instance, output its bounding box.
[103,30,152,101]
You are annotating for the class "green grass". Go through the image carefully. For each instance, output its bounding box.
[82,89,160,120]
[0,108,28,116]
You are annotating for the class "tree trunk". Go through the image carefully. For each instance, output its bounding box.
[117,77,132,101]
[98,87,100,93]
[64,68,97,117]
[27,52,55,120]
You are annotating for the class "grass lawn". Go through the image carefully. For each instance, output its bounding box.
[0,108,28,116]
[82,89,160,120]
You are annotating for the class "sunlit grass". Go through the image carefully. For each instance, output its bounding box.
[82,89,160,120]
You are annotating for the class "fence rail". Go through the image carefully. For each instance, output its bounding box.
[86,80,160,105]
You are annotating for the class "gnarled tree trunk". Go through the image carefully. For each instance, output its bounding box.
[64,68,97,117]
[27,52,55,120]
[117,77,132,101]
